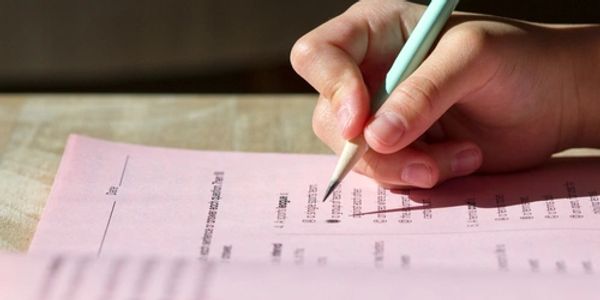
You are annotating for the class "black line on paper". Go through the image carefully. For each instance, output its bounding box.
[97,200,117,257]
[119,155,130,187]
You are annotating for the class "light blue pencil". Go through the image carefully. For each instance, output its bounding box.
[323,0,460,201]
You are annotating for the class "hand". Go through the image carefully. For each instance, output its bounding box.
[290,0,600,188]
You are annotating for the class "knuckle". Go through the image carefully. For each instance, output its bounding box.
[322,80,345,109]
[446,24,494,59]
[290,38,345,103]
[465,29,492,58]
[290,37,318,74]
[393,75,439,125]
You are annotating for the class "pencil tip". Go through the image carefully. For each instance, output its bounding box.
[322,180,339,202]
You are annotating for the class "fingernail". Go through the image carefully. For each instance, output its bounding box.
[366,112,405,146]
[451,149,481,175]
[337,104,352,136]
[401,163,432,187]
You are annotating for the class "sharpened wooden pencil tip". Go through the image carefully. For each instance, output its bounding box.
[322,180,339,202]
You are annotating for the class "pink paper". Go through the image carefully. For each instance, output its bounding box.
[29,135,600,273]
[1,252,598,300]
[5,134,598,299]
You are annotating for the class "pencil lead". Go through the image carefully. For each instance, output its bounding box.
[322,180,339,202]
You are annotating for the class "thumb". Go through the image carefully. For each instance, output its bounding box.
[364,29,496,154]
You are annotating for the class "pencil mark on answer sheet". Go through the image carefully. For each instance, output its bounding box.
[97,200,117,257]
[119,155,130,187]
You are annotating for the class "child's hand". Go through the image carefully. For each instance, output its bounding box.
[291,0,600,188]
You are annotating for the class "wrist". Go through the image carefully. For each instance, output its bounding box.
[569,25,600,149]
[550,25,600,150]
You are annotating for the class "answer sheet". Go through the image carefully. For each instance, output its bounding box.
[30,135,600,275]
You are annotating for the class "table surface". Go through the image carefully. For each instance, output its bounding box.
[0,94,330,252]
[2,95,599,253]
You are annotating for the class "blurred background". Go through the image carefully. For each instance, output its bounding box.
[1,0,599,93]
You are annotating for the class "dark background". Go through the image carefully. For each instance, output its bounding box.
[1,0,598,93]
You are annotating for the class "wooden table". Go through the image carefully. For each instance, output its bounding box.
[0,95,329,252]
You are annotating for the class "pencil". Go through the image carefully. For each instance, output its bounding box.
[322,0,460,202]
